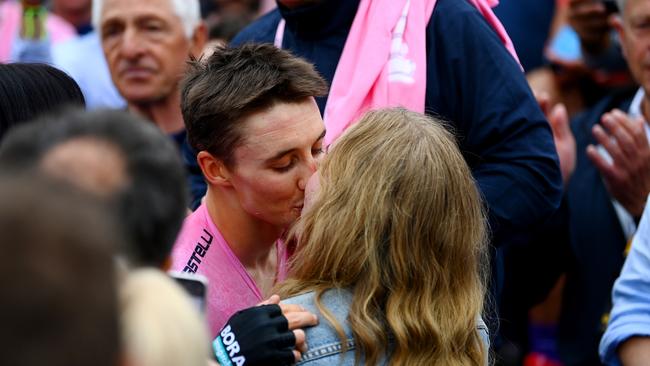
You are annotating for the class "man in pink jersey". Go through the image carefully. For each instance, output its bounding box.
[173,43,328,336]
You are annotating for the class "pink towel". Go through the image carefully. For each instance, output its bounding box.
[0,1,76,62]
[322,0,521,145]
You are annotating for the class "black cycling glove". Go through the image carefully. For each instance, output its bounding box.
[213,304,296,366]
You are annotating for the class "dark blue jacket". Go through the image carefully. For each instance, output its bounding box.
[232,0,563,250]
[172,130,205,210]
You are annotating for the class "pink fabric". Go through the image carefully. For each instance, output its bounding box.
[170,204,289,337]
[323,0,521,145]
[0,1,76,62]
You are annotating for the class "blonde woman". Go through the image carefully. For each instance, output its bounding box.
[279,108,490,365]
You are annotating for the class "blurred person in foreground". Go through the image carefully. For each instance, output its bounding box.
[0,174,121,366]
[174,43,327,337]
[92,0,208,208]
[0,109,187,268]
[279,108,490,365]
[0,108,317,365]
[120,268,212,366]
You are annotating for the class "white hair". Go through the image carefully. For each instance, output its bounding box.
[616,0,626,15]
[92,0,201,39]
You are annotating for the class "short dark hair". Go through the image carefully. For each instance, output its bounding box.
[0,109,187,268]
[181,43,328,166]
[0,63,85,140]
[0,173,120,366]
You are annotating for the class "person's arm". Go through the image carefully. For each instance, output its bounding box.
[426,0,563,247]
[600,196,650,365]
[619,337,650,366]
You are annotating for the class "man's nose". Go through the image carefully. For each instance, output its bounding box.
[298,156,318,191]
[119,28,144,59]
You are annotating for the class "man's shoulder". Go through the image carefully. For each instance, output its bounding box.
[231,9,282,46]
[284,289,353,314]
[429,0,492,32]
[170,204,219,273]
[172,205,211,254]
[425,0,522,80]
[432,0,479,17]
[283,289,354,338]
[283,289,357,364]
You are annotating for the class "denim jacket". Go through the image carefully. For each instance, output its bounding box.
[283,288,490,365]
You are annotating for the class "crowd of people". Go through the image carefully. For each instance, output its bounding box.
[1,0,649,365]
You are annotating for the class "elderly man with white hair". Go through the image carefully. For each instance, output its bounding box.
[93,0,208,208]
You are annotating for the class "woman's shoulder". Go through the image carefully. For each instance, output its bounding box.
[283,288,353,314]
[283,290,489,365]
[282,289,358,365]
[282,288,354,339]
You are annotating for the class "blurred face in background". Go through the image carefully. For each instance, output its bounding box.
[52,0,92,28]
[99,0,202,105]
[616,0,650,96]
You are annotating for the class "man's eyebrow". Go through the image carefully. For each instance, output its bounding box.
[265,129,326,162]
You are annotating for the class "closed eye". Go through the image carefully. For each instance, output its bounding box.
[273,157,297,173]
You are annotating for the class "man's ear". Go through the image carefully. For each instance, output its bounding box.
[197,151,232,187]
[189,21,208,59]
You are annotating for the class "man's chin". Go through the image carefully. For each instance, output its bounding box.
[273,211,300,228]
[120,89,167,106]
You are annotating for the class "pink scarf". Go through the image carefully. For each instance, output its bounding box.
[0,1,76,62]
[315,0,521,145]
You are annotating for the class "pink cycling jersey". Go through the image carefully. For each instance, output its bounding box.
[170,203,288,337]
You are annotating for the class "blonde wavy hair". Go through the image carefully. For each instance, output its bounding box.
[277,108,489,365]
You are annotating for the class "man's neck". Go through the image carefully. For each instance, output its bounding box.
[204,187,284,269]
[128,93,185,134]
[643,94,650,125]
